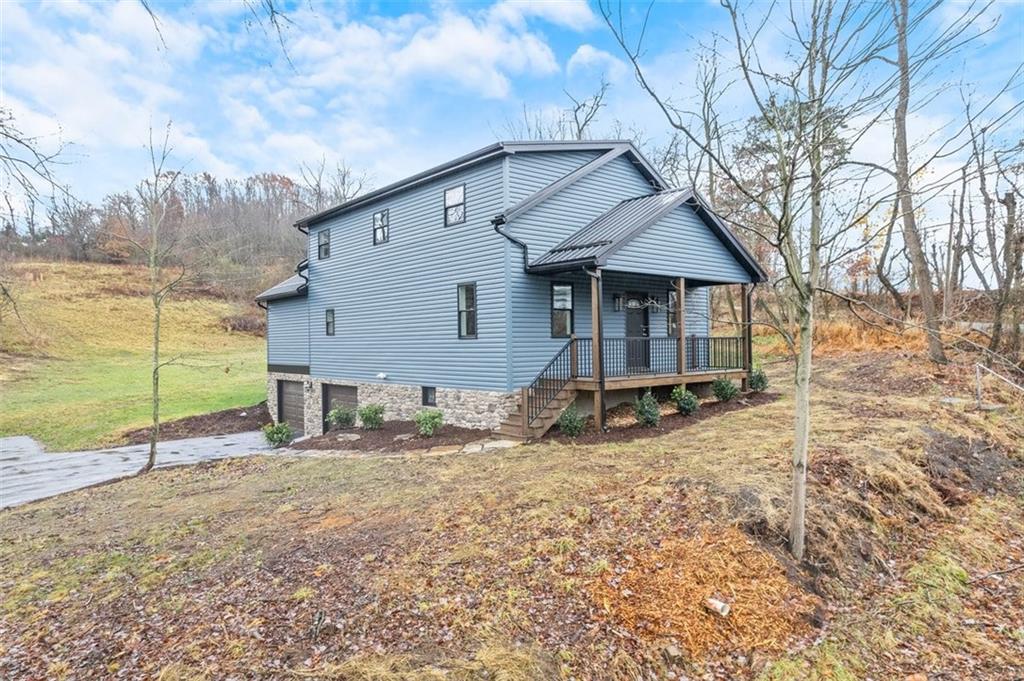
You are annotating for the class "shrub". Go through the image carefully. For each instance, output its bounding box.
[556,404,586,437]
[749,368,769,393]
[712,378,739,402]
[413,409,444,437]
[358,403,385,430]
[634,390,661,427]
[669,385,700,416]
[326,406,356,429]
[262,422,293,447]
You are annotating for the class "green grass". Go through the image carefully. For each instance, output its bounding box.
[0,261,265,449]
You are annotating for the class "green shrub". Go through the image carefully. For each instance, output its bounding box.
[326,406,356,429]
[262,422,293,447]
[413,409,444,437]
[633,390,661,427]
[358,404,385,430]
[712,378,739,402]
[749,368,768,393]
[669,385,700,415]
[556,404,586,437]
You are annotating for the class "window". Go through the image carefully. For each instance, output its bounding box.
[318,229,331,259]
[373,209,389,244]
[422,386,436,406]
[444,184,465,226]
[550,282,574,338]
[667,290,678,336]
[325,308,335,336]
[457,283,477,338]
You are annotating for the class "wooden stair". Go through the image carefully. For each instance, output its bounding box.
[495,386,577,441]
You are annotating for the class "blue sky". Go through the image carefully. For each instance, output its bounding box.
[1,0,1021,204]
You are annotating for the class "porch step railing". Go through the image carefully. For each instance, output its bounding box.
[524,339,574,426]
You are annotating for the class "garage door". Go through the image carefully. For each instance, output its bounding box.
[323,384,358,431]
[278,380,305,436]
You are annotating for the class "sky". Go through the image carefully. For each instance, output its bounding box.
[1,0,1022,205]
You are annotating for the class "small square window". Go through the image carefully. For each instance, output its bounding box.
[325,308,335,336]
[318,230,331,259]
[373,209,389,244]
[457,283,477,338]
[422,386,436,406]
[444,184,465,226]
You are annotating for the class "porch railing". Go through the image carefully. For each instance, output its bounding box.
[569,335,744,378]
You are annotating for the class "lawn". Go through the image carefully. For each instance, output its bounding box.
[0,261,265,449]
[1,351,1021,679]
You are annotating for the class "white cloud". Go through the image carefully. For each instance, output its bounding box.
[567,44,627,79]
[489,0,599,31]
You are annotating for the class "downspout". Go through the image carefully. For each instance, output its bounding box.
[492,214,530,272]
[584,267,606,431]
[296,259,309,293]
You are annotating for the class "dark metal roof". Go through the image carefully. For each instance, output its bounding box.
[295,140,666,229]
[528,188,767,282]
[255,273,307,302]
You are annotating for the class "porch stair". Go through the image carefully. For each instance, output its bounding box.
[495,386,577,441]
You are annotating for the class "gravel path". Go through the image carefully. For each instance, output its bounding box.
[0,432,270,508]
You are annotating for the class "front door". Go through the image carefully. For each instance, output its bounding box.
[625,293,650,372]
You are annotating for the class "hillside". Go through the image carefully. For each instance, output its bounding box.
[0,261,266,449]
[1,352,1021,679]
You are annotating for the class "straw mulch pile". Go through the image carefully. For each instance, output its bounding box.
[588,526,820,659]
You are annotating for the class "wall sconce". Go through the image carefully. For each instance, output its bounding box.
[613,294,623,311]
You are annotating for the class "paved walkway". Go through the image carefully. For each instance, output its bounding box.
[0,432,270,508]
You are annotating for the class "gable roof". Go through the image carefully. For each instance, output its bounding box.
[528,188,767,282]
[295,140,665,230]
[255,273,307,302]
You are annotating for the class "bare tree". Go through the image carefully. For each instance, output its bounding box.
[298,156,367,213]
[501,79,611,141]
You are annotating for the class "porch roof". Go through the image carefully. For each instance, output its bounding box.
[255,273,307,302]
[527,188,767,283]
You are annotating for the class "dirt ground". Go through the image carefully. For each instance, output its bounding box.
[293,420,493,452]
[1,351,1021,680]
[120,402,272,445]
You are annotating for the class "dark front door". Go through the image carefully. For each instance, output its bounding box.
[625,293,650,372]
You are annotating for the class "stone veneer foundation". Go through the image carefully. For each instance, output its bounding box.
[266,373,517,437]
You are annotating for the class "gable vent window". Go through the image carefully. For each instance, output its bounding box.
[373,209,389,244]
[325,308,335,336]
[444,184,465,226]
[318,229,331,259]
[550,283,574,338]
[457,283,477,339]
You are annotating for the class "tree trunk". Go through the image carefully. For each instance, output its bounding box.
[143,219,160,474]
[789,295,813,560]
[893,0,946,363]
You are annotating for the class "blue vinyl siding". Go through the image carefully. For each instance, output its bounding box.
[507,154,658,385]
[267,296,309,366]
[605,203,753,283]
[507,150,600,204]
[305,157,508,391]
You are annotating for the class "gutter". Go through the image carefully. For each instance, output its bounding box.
[491,214,531,272]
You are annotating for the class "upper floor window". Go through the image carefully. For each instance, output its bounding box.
[444,184,465,226]
[550,283,574,338]
[325,308,335,336]
[457,283,477,338]
[373,209,389,244]
[318,229,331,259]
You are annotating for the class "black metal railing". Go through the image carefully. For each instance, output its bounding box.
[686,335,744,372]
[524,339,574,427]
[601,337,679,377]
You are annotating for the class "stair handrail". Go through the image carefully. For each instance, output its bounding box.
[524,339,575,427]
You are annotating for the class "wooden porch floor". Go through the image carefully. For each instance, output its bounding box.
[572,368,748,391]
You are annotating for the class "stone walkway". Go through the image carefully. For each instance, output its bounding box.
[0,432,270,508]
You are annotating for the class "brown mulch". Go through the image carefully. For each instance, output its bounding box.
[546,391,779,445]
[120,402,272,445]
[588,526,821,659]
[291,420,493,452]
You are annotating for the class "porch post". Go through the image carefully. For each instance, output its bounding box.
[741,283,753,390]
[590,270,605,430]
[569,333,578,378]
[675,277,686,375]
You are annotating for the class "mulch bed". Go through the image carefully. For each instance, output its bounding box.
[291,420,493,452]
[121,402,272,445]
[545,391,779,445]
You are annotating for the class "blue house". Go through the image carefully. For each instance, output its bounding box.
[257,141,765,440]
